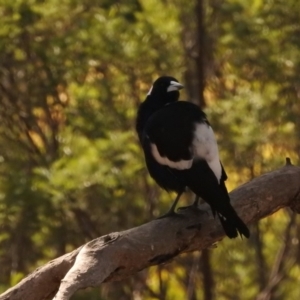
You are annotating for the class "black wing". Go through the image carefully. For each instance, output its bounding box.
[145,101,207,163]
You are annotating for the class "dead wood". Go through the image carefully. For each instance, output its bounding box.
[1,162,300,300]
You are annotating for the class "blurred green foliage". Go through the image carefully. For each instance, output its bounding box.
[0,0,300,299]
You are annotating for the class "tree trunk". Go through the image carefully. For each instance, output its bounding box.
[200,249,214,300]
[195,0,206,108]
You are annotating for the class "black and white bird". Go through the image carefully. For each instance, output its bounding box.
[136,76,250,239]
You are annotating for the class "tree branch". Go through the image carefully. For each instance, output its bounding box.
[1,163,300,300]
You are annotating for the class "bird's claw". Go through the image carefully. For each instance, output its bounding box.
[177,205,208,215]
[156,210,184,219]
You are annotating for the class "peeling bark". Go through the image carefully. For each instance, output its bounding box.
[1,163,300,300]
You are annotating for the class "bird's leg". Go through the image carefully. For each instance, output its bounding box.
[178,195,199,211]
[178,195,208,215]
[157,191,184,219]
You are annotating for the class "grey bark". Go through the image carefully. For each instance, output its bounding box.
[1,162,300,300]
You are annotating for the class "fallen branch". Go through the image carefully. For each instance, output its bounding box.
[1,161,300,300]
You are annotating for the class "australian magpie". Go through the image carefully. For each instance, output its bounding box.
[136,76,250,239]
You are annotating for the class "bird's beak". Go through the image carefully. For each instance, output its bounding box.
[167,81,184,92]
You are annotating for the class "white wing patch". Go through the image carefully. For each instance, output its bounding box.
[149,123,221,179]
[151,144,193,170]
[192,123,222,182]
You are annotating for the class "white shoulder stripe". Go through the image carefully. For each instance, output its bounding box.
[150,143,193,170]
[192,123,222,182]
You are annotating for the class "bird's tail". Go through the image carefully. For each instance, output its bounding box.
[216,206,250,239]
[177,162,250,239]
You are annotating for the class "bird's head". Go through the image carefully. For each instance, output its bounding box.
[147,76,184,103]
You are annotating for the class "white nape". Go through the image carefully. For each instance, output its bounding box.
[192,123,222,182]
[151,144,193,170]
[147,85,153,96]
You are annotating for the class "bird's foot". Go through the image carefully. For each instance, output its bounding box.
[156,209,184,220]
[177,205,208,215]
[177,195,208,215]
[177,197,199,211]
[156,191,185,219]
